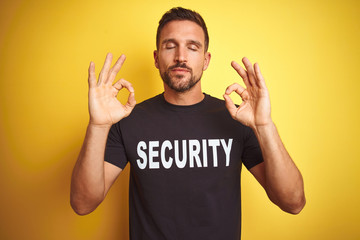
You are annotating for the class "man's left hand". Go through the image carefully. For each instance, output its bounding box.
[223,57,272,129]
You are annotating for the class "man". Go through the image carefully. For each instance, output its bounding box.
[70,7,305,240]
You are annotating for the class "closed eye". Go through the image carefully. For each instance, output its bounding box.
[188,45,198,51]
[187,41,201,51]
[163,41,176,49]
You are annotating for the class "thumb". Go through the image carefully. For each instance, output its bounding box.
[123,92,136,117]
[223,94,237,119]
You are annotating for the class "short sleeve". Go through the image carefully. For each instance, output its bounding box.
[241,127,264,170]
[104,122,129,169]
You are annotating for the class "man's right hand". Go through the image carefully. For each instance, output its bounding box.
[88,53,136,127]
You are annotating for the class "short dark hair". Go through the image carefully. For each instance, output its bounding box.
[156,7,209,52]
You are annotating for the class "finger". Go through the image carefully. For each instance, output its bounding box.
[122,88,136,118]
[242,57,258,88]
[98,53,113,85]
[124,92,136,114]
[225,83,248,100]
[106,54,126,84]
[231,61,251,87]
[122,92,136,118]
[113,79,134,93]
[254,62,267,89]
[223,94,237,119]
[88,61,96,88]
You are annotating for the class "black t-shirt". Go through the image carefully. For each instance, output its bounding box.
[105,93,263,240]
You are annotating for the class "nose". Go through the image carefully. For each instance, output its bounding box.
[174,46,187,63]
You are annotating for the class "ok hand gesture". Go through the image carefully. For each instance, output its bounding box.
[88,53,136,127]
[223,57,272,130]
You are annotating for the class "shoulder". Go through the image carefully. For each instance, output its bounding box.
[135,94,163,108]
[203,93,251,132]
[204,94,226,105]
[202,93,229,113]
[128,94,165,115]
[115,94,165,127]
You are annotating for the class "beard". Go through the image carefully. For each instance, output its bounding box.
[160,63,203,93]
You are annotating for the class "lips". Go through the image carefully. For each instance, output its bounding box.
[169,63,192,73]
[172,68,189,72]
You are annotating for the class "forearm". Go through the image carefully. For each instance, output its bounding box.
[70,124,111,215]
[254,122,305,214]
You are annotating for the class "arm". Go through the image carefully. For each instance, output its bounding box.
[223,57,305,214]
[70,53,136,215]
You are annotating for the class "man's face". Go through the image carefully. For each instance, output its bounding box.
[154,20,211,93]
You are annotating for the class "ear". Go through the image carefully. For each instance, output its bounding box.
[203,52,211,71]
[154,50,159,69]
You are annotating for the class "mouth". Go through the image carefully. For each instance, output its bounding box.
[171,68,190,73]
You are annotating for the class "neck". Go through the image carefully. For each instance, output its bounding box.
[163,82,204,106]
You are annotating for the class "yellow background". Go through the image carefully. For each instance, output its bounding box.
[1,0,359,239]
